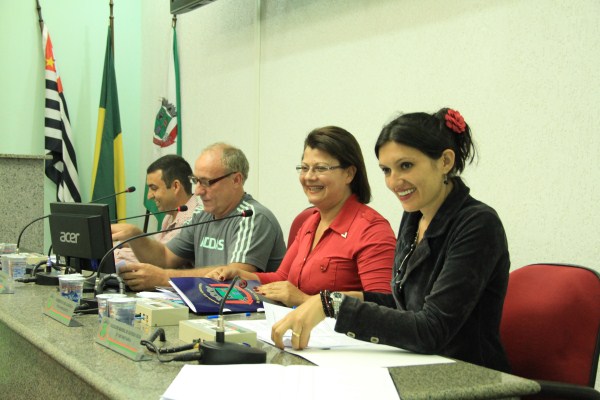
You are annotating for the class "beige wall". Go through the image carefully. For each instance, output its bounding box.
[141,0,600,276]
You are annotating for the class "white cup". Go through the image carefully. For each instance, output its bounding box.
[58,274,85,304]
[108,297,137,326]
[96,293,127,322]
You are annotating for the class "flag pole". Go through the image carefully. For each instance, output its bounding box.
[109,0,114,54]
[38,0,83,203]
[36,0,43,32]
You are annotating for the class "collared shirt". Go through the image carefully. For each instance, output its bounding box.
[157,195,199,242]
[258,194,396,294]
[114,196,199,264]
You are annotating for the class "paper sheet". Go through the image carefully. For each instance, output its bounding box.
[229,302,454,368]
[161,364,400,400]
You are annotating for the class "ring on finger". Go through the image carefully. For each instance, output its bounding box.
[292,331,301,337]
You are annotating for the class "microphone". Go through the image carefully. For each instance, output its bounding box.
[91,186,136,203]
[94,209,254,293]
[111,205,188,223]
[17,187,139,252]
[199,276,266,364]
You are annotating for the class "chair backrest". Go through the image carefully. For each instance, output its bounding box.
[287,207,316,248]
[500,263,600,387]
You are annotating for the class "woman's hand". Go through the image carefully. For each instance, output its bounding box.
[255,281,310,307]
[271,294,326,350]
[205,266,241,281]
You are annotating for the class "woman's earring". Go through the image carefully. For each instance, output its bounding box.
[443,174,448,185]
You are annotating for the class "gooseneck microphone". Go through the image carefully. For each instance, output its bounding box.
[17,186,135,252]
[91,186,136,203]
[94,209,254,294]
[199,275,266,364]
[111,205,189,223]
[16,214,50,253]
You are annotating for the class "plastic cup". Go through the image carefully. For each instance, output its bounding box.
[96,293,127,322]
[2,254,27,279]
[2,243,16,254]
[108,297,137,326]
[58,274,85,304]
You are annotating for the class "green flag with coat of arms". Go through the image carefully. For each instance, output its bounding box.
[144,23,182,230]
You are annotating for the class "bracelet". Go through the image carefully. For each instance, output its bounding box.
[319,290,334,318]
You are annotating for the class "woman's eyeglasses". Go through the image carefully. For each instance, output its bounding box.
[295,165,342,175]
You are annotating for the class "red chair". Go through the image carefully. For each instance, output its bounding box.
[287,207,316,248]
[500,263,600,399]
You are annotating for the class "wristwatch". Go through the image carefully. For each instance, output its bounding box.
[330,291,345,319]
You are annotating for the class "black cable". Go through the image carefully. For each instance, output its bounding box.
[142,342,196,355]
[95,273,126,295]
[147,328,166,343]
[140,328,202,363]
[171,352,203,362]
[73,302,99,314]
[31,260,49,276]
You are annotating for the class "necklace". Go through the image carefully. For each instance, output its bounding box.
[393,224,421,297]
[396,229,418,277]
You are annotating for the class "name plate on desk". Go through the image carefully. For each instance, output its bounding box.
[95,317,150,361]
[0,271,14,294]
[42,292,82,327]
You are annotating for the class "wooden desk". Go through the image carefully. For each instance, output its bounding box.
[0,283,540,399]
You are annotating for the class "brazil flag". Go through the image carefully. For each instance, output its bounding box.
[91,26,126,221]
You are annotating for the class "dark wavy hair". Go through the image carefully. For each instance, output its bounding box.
[146,154,193,195]
[304,126,371,204]
[374,108,477,176]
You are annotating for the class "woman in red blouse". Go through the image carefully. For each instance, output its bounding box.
[207,126,396,307]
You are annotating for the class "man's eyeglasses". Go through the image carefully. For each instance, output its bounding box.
[189,172,235,188]
[295,165,343,175]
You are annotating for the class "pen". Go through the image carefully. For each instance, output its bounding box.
[206,312,251,320]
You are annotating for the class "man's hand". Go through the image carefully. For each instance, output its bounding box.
[111,223,143,243]
[118,263,170,291]
[255,281,310,307]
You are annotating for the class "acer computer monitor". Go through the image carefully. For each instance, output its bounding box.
[48,203,116,276]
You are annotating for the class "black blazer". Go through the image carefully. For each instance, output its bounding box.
[335,177,511,372]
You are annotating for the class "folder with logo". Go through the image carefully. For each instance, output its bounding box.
[168,277,263,314]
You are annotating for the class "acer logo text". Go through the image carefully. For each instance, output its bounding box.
[59,231,80,244]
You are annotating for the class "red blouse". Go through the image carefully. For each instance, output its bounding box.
[258,195,395,294]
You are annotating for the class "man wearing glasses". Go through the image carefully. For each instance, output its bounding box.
[112,143,286,291]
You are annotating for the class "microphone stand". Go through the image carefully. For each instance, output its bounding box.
[111,205,188,223]
[199,276,266,364]
[91,186,136,203]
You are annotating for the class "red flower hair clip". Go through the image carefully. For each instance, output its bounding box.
[445,109,466,134]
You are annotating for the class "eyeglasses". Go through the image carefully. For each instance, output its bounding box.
[189,172,235,188]
[296,165,343,175]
